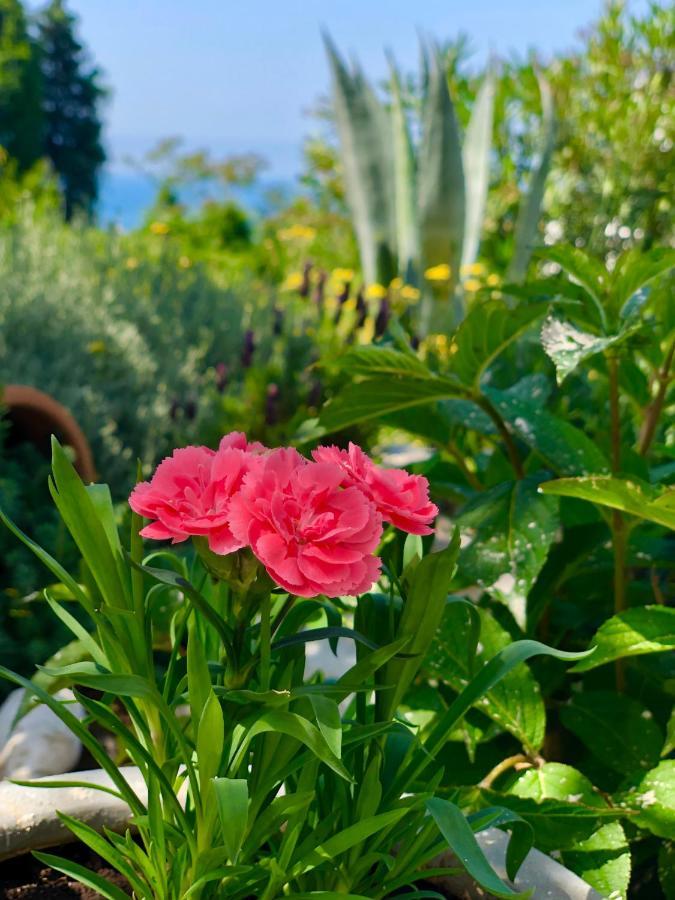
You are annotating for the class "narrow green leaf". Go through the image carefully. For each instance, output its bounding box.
[389,55,418,278]
[32,852,131,900]
[309,694,342,759]
[426,798,524,898]
[213,777,248,862]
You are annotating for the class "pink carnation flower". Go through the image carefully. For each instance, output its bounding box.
[229,448,382,598]
[129,433,265,554]
[313,442,438,536]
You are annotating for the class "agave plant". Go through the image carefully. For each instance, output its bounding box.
[324,36,556,329]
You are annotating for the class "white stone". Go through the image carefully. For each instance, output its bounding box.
[0,689,84,780]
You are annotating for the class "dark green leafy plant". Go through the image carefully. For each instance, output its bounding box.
[312,243,674,898]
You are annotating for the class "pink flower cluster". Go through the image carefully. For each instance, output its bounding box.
[129,433,438,598]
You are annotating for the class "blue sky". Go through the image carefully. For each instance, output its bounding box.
[35,0,649,179]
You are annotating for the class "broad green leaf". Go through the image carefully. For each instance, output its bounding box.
[572,606,675,673]
[535,245,608,329]
[510,762,603,807]
[559,691,663,776]
[425,798,523,898]
[561,823,631,900]
[449,299,546,390]
[378,532,461,720]
[426,604,545,754]
[665,707,675,758]
[659,840,675,900]
[324,34,395,284]
[461,69,495,270]
[32,852,131,900]
[456,474,560,628]
[213,777,248,862]
[541,314,639,383]
[319,374,464,434]
[508,72,555,283]
[338,345,431,379]
[418,48,464,294]
[540,476,675,530]
[618,760,675,839]
[610,246,675,320]
[485,388,610,475]
[389,57,418,278]
[464,788,627,852]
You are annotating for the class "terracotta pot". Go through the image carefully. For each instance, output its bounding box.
[1,385,96,482]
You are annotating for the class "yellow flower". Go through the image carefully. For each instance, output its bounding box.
[424,263,451,282]
[400,285,421,302]
[331,267,354,283]
[486,273,501,287]
[125,256,139,270]
[150,221,170,235]
[178,255,192,269]
[277,224,316,242]
[463,278,482,293]
[359,317,376,344]
[87,340,106,354]
[461,262,486,277]
[281,272,304,292]
[389,277,403,290]
[365,283,387,300]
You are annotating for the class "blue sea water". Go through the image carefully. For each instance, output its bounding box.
[97,169,295,230]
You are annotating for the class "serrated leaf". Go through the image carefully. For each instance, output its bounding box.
[449,299,546,390]
[610,246,675,321]
[461,69,495,270]
[456,474,560,628]
[465,788,627,851]
[572,606,675,673]
[338,345,431,378]
[561,823,631,900]
[618,760,675,839]
[540,476,675,530]
[559,691,663,776]
[319,374,464,434]
[535,245,608,329]
[508,72,555,283]
[485,388,610,475]
[541,315,640,384]
[510,762,603,807]
[426,603,545,753]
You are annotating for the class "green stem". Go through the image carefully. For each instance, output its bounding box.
[259,593,272,691]
[477,394,525,480]
[607,352,627,692]
[638,337,675,456]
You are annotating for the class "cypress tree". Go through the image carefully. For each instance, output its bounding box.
[37,0,106,218]
[0,0,43,169]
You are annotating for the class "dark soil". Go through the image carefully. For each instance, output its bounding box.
[0,843,129,899]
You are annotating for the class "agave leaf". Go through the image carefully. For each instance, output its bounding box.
[324,33,396,284]
[508,71,556,283]
[388,54,419,281]
[418,46,465,296]
[461,68,495,270]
